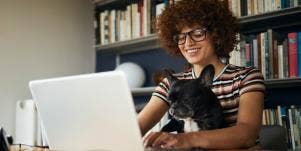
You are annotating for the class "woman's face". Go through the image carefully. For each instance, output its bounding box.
[177,25,218,65]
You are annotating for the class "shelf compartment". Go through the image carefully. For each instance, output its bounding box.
[240,6,301,34]
[95,7,301,54]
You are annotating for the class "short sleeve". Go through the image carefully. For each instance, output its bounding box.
[239,68,266,96]
[152,77,171,105]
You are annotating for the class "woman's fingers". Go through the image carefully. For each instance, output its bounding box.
[161,137,178,148]
[144,132,188,149]
[143,132,163,147]
[152,132,170,147]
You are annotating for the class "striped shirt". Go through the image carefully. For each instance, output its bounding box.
[152,64,266,126]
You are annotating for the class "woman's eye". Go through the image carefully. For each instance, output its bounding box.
[177,35,186,40]
[192,31,204,36]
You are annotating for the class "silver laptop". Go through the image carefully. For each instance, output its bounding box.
[29,71,144,151]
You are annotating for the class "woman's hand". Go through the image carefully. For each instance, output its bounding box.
[143,132,192,149]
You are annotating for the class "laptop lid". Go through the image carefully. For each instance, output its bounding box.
[29,71,144,151]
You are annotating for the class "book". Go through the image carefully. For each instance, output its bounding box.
[253,0,258,15]
[273,40,279,78]
[109,9,116,43]
[257,34,262,71]
[260,32,267,79]
[267,29,275,78]
[258,0,264,14]
[297,32,301,77]
[240,34,247,67]
[293,107,301,148]
[277,105,283,126]
[288,32,298,78]
[245,43,252,66]
[283,39,289,78]
[288,108,296,149]
[126,5,132,40]
[241,0,248,16]
[253,38,259,68]
[278,45,284,78]
[264,32,270,79]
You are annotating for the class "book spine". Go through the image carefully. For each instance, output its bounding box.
[288,108,296,149]
[260,33,266,79]
[277,105,283,126]
[288,32,298,78]
[278,45,284,78]
[283,39,289,78]
[257,34,262,71]
[264,32,270,79]
[241,0,248,16]
[268,29,274,78]
[293,108,301,148]
[245,43,251,66]
[273,40,279,78]
[253,38,259,68]
[298,32,301,76]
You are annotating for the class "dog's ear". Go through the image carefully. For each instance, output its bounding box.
[198,64,215,86]
[164,69,178,86]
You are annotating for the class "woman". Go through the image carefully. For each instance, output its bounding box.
[138,0,265,149]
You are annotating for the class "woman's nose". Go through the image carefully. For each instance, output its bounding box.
[184,35,195,46]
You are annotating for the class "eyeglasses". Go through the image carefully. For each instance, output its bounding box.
[173,28,207,45]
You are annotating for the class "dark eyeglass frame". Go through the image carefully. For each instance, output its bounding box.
[173,28,207,45]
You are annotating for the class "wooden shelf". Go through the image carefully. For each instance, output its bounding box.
[95,34,160,54]
[130,78,301,97]
[131,86,155,96]
[93,0,115,6]
[265,78,301,88]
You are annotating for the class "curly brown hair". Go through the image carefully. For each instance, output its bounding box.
[156,0,240,60]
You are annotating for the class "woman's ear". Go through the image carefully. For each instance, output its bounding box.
[198,64,215,86]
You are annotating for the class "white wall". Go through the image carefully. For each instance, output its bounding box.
[0,0,95,135]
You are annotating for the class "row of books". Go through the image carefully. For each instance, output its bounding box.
[263,105,301,149]
[229,30,301,79]
[94,0,300,46]
[229,0,301,17]
[95,0,169,45]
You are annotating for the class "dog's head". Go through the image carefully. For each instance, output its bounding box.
[166,64,216,119]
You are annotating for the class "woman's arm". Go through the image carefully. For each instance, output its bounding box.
[189,91,264,149]
[144,91,264,149]
[138,96,169,136]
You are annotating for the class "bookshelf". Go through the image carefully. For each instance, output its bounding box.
[94,2,301,89]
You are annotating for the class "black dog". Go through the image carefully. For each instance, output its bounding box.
[161,64,225,133]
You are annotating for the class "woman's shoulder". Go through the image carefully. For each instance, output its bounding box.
[221,64,263,80]
[226,64,261,74]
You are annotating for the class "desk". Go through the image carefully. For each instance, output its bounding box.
[9,146,265,151]
[10,145,49,151]
[8,144,265,151]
